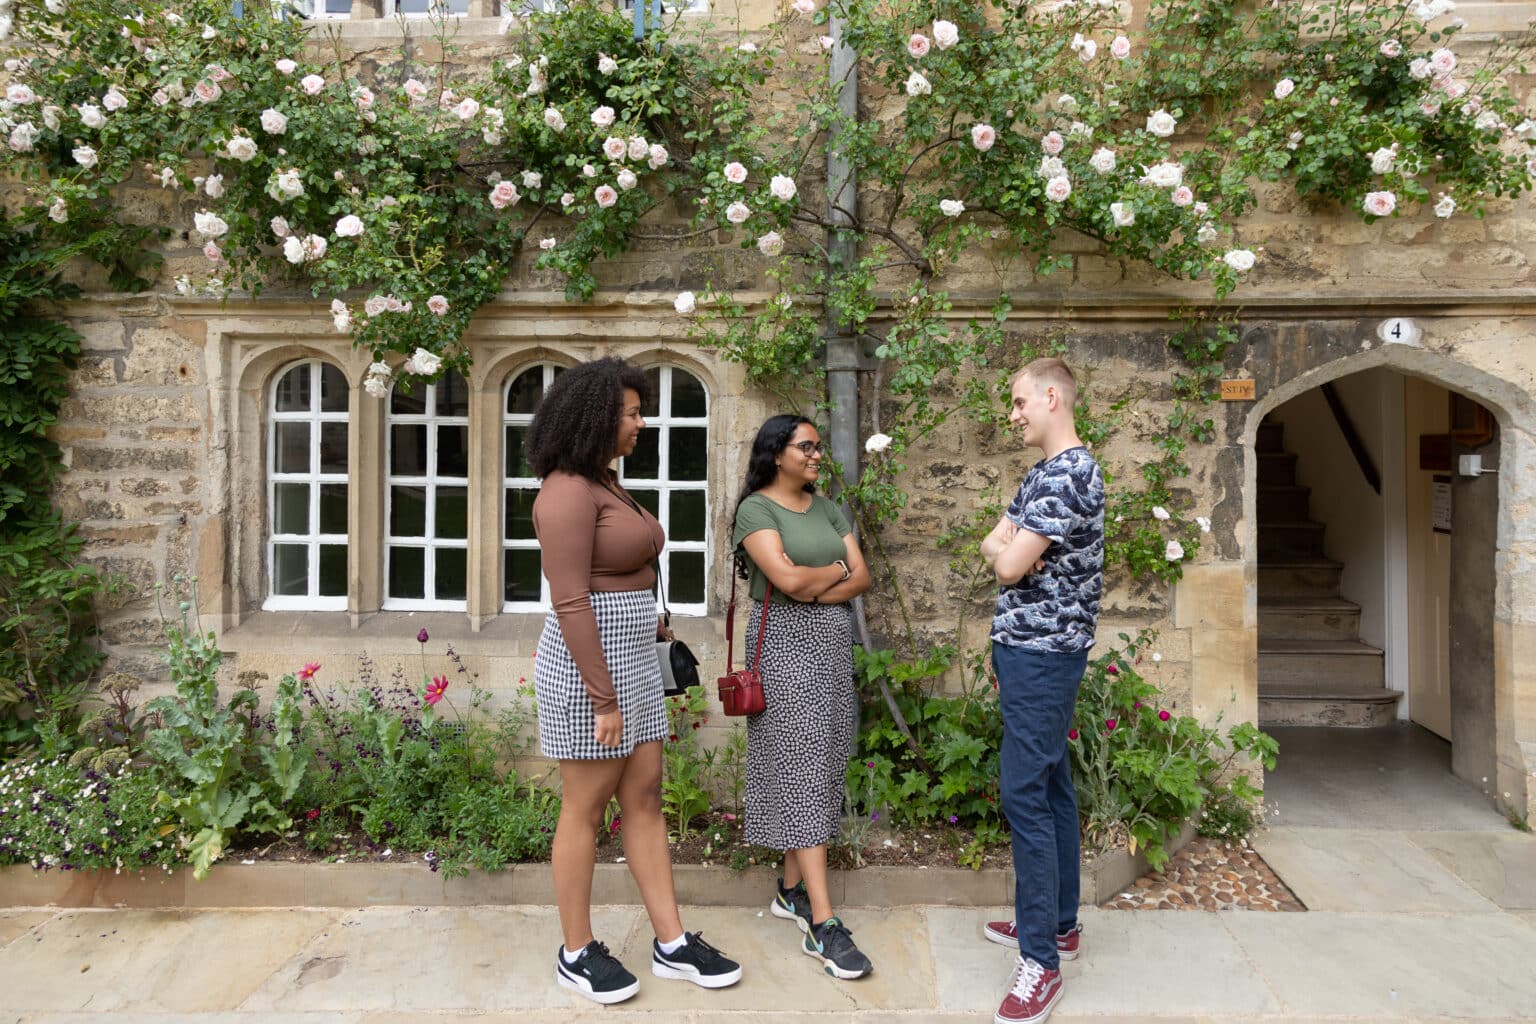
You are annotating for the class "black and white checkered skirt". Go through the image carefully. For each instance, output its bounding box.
[743,599,857,850]
[534,589,667,760]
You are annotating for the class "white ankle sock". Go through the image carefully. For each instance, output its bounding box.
[562,945,584,964]
[657,933,688,955]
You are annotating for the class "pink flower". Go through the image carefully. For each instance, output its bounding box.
[275,58,298,74]
[1429,48,1457,77]
[1158,710,1171,722]
[425,675,449,706]
[792,0,815,13]
[1362,190,1397,217]
[1274,78,1295,100]
[298,662,321,681]
[300,74,325,96]
[1110,35,1131,60]
[417,628,430,643]
[932,19,958,49]
[1044,176,1071,202]
[723,161,748,184]
[595,184,618,208]
[1068,728,1079,741]
[427,294,449,316]
[489,180,520,209]
[334,214,364,237]
[908,33,930,58]
[1171,186,1194,207]
[203,240,222,262]
[971,123,996,152]
[1380,39,1402,58]
[1106,664,1119,675]
[1105,718,1118,731]
[1041,131,1064,155]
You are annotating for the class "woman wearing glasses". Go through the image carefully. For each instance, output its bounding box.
[731,414,874,979]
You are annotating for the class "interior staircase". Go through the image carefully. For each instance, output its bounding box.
[1257,419,1404,727]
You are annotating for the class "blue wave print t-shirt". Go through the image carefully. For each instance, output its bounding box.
[991,446,1105,653]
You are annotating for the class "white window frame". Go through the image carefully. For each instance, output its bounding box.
[294,0,352,19]
[264,360,349,612]
[385,0,470,17]
[384,372,470,611]
[502,363,561,612]
[620,364,709,617]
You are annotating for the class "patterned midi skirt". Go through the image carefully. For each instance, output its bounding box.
[743,598,857,850]
[534,589,667,760]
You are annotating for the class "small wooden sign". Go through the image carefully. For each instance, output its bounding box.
[1219,379,1256,402]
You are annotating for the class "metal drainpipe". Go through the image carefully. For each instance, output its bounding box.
[824,11,873,651]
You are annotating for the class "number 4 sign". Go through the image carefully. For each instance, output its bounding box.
[1377,317,1422,346]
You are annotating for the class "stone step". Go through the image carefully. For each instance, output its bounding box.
[1256,419,1285,452]
[1258,596,1363,641]
[1257,450,1298,487]
[1259,521,1327,560]
[1258,559,1343,597]
[1258,686,1404,728]
[1258,484,1311,521]
[1258,638,1385,689]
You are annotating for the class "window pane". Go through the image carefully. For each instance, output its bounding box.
[319,483,348,535]
[274,365,311,412]
[670,489,705,542]
[436,424,469,478]
[436,370,470,418]
[273,482,310,535]
[436,486,468,540]
[669,428,707,481]
[625,428,660,478]
[641,368,661,417]
[320,422,348,474]
[399,0,469,12]
[505,425,532,478]
[319,364,349,412]
[505,548,543,603]
[505,488,537,540]
[274,422,311,474]
[391,385,426,416]
[388,546,425,599]
[273,544,309,595]
[670,550,705,604]
[318,544,347,596]
[506,368,544,415]
[672,370,707,417]
[435,547,467,601]
[390,424,428,475]
[390,485,427,537]
[629,489,659,518]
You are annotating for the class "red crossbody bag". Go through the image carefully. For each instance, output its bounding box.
[716,574,771,716]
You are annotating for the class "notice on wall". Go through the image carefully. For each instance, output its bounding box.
[1432,475,1453,535]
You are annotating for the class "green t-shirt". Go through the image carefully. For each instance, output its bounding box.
[732,492,852,604]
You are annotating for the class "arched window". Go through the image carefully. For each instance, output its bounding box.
[620,365,709,615]
[385,370,470,610]
[503,363,562,610]
[266,361,349,610]
[388,0,469,15]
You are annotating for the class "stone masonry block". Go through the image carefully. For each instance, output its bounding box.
[122,327,204,386]
[59,393,200,426]
[1172,561,1251,631]
[68,446,199,473]
[75,321,127,352]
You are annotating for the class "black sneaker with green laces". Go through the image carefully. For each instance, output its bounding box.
[650,931,743,988]
[555,940,640,1004]
[802,916,873,979]
[770,878,813,934]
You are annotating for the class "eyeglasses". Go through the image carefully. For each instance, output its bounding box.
[789,440,828,457]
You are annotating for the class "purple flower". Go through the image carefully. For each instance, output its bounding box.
[870,812,880,822]
[948,815,958,824]
[1105,718,1118,732]
[417,628,430,644]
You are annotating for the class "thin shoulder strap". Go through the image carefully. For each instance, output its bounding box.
[725,571,772,671]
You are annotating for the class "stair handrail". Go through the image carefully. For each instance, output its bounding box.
[1319,381,1381,496]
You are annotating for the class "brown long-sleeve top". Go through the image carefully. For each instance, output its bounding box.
[532,471,664,715]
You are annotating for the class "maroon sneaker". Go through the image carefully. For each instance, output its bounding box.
[981,921,1082,960]
[994,956,1063,1024]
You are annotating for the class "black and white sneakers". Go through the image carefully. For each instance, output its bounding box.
[555,940,640,1005]
[770,878,814,933]
[651,931,744,988]
[802,916,874,979]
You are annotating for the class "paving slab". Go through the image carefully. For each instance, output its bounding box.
[924,905,1282,1016]
[1408,830,1536,909]
[1221,911,1536,1017]
[0,909,339,1013]
[238,905,633,1012]
[1252,828,1498,912]
[0,911,55,949]
[618,905,934,1013]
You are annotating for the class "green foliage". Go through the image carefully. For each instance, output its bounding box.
[660,685,717,841]
[0,754,182,872]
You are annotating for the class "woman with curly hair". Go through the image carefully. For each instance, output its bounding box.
[731,414,874,980]
[530,356,741,1005]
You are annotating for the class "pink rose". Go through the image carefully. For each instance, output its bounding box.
[1380,39,1402,58]
[1274,78,1295,100]
[489,181,520,209]
[1110,35,1131,59]
[723,161,748,184]
[203,240,222,262]
[1171,186,1194,207]
[427,295,449,316]
[1362,190,1397,217]
[1044,176,1071,202]
[300,74,325,96]
[1429,48,1456,76]
[971,123,996,152]
[595,184,618,208]
[275,58,297,74]
[908,34,930,58]
[1041,131,1064,156]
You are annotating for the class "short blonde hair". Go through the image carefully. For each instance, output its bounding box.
[1010,357,1077,407]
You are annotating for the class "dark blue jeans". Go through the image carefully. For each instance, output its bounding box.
[993,641,1088,970]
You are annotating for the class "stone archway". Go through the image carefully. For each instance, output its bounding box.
[1241,332,1536,822]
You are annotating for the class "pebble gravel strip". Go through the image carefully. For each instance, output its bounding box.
[1100,836,1306,912]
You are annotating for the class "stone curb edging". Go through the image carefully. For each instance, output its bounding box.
[0,825,1193,911]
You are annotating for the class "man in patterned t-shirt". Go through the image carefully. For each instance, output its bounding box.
[978,357,1104,1024]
